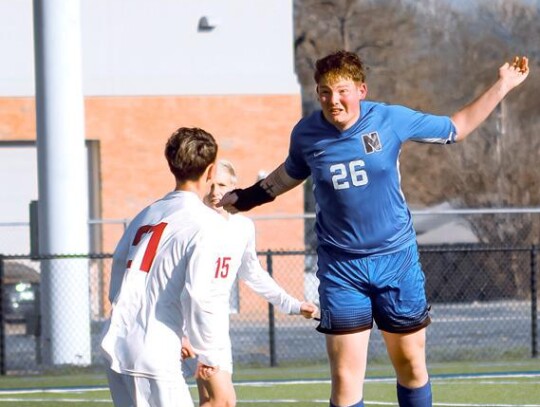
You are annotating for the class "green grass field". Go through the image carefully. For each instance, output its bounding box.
[0,360,538,406]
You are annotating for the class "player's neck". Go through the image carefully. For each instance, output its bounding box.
[175,179,206,200]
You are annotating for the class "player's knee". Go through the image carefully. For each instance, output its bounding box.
[212,400,236,407]
[331,367,364,388]
[207,395,236,407]
[394,360,428,386]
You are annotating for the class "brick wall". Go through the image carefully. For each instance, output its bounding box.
[0,94,304,252]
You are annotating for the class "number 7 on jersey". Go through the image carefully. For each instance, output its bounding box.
[126,222,168,272]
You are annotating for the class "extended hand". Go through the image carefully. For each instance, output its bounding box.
[511,56,529,73]
[300,301,319,319]
[499,56,529,91]
[217,191,239,214]
[217,180,276,212]
[196,362,220,380]
[180,336,196,360]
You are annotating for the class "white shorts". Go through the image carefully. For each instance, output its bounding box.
[107,367,194,407]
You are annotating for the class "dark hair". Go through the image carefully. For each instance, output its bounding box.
[164,127,218,182]
[314,50,366,84]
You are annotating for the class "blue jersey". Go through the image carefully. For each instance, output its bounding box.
[285,101,457,255]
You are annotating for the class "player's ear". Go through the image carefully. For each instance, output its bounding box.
[357,82,368,99]
[206,163,216,182]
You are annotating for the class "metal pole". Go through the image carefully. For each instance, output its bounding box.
[531,245,538,358]
[33,0,91,366]
[266,250,277,367]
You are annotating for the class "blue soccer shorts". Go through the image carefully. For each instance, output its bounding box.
[316,243,431,334]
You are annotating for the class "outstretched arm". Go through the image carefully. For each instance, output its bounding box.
[237,218,318,317]
[260,162,304,196]
[218,162,304,213]
[451,56,529,142]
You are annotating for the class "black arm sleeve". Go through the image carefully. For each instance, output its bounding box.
[232,180,275,212]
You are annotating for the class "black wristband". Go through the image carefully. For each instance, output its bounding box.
[232,180,275,211]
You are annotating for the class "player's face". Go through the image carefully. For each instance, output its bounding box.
[204,167,235,213]
[317,77,367,131]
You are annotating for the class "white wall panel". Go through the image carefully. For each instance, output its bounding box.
[0,0,300,96]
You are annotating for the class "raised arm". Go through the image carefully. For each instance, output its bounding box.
[218,162,304,213]
[451,56,529,142]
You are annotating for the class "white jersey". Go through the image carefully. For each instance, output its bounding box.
[205,213,302,343]
[101,191,231,380]
[182,213,302,375]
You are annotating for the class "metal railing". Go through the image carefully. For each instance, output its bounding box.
[0,244,538,374]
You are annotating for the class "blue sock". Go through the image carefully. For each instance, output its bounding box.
[397,380,432,407]
[329,399,364,407]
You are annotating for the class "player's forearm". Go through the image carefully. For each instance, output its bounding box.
[451,78,508,142]
[260,163,303,197]
[452,56,529,141]
[184,303,228,367]
[243,269,302,314]
[223,163,303,212]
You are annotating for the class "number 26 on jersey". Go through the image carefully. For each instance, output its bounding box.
[330,159,368,190]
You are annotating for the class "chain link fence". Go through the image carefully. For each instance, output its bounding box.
[0,210,538,375]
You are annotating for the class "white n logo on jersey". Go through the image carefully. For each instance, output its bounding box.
[362,132,382,154]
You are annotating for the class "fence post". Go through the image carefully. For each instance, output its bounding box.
[29,201,40,260]
[0,256,5,375]
[266,250,277,367]
[531,245,538,358]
